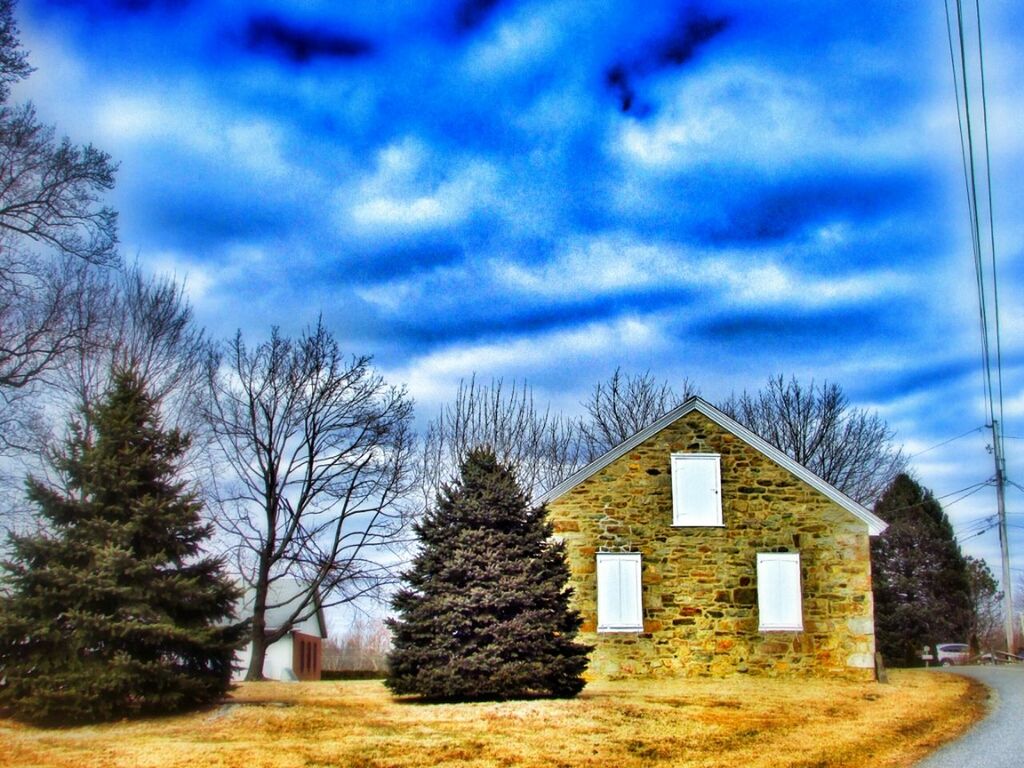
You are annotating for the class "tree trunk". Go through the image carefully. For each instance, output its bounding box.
[245,605,268,681]
[244,626,268,684]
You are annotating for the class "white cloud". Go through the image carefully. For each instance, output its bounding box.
[353,284,401,313]
[464,13,561,76]
[613,63,930,172]
[146,251,216,305]
[353,196,449,228]
[389,315,665,406]
[10,22,88,125]
[1001,391,1024,419]
[493,232,906,309]
[712,260,900,307]
[97,92,219,151]
[144,244,270,313]
[614,65,816,172]
[345,138,499,233]
[495,234,673,297]
[96,91,298,181]
[225,122,292,179]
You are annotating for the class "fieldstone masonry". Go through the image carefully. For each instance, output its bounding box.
[547,410,877,680]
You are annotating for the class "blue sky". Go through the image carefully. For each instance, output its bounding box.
[13,1,1024,581]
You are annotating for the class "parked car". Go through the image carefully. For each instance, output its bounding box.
[936,643,971,666]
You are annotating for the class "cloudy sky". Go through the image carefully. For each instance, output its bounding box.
[12,1,1024,579]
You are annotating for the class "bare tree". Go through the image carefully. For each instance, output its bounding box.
[719,375,906,505]
[0,0,30,101]
[1,265,209,533]
[0,0,118,457]
[204,320,415,680]
[0,103,117,264]
[0,253,102,531]
[579,367,698,461]
[323,617,392,672]
[0,247,102,451]
[53,263,210,440]
[421,376,583,504]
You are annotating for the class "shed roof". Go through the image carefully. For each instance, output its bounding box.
[239,578,328,639]
[537,396,888,536]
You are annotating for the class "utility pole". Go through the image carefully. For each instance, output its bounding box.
[993,419,1014,652]
[947,0,1013,654]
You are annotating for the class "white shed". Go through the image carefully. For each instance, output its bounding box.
[234,579,328,681]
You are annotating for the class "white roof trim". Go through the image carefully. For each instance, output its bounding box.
[537,397,888,536]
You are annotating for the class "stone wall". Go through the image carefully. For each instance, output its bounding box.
[548,410,877,679]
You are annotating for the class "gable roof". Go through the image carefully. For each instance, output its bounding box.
[239,578,329,639]
[537,396,888,536]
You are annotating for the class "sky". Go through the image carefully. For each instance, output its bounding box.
[11,1,1024,586]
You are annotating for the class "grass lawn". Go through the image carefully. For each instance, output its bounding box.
[0,670,985,768]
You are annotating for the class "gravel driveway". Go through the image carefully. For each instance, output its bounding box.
[915,666,1024,768]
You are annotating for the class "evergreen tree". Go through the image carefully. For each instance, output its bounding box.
[0,368,247,724]
[870,474,972,666]
[964,556,1002,652]
[387,447,590,699]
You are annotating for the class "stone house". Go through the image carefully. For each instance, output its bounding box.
[538,397,887,679]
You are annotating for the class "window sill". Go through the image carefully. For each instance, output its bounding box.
[670,524,726,528]
[758,627,804,633]
[597,627,644,634]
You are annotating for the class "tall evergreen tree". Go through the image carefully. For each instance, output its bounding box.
[964,556,1002,652]
[387,447,590,699]
[0,368,247,725]
[870,474,972,666]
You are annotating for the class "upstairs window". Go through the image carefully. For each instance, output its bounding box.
[670,453,722,526]
[596,552,643,632]
[757,553,803,632]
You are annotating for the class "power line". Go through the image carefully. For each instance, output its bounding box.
[956,512,996,532]
[907,426,986,459]
[874,480,993,523]
[959,524,997,544]
[944,0,1004,434]
[974,0,1006,438]
[944,0,1012,650]
[942,480,993,508]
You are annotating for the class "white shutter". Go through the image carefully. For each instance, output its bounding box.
[757,553,803,631]
[597,553,643,632]
[671,454,722,526]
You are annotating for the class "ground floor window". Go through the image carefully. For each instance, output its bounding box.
[756,552,803,631]
[597,552,643,632]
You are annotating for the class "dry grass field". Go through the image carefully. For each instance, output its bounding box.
[0,670,985,768]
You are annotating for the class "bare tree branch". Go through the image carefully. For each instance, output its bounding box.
[0,0,119,469]
[719,375,906,505]
[579,367,698,461]
[0,103,117,265]
[420,375,584,505]
[0,1,31,103]
[204,319,415,680]
[48,262,207,415]
[0,251,102,455]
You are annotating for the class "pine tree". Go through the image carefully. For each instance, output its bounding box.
[0,368,248,725]
[386,447,590,699]
[964,556,1002,653]
[870,474,973,667]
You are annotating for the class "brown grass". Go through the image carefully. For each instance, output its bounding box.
[0,670,985,768]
